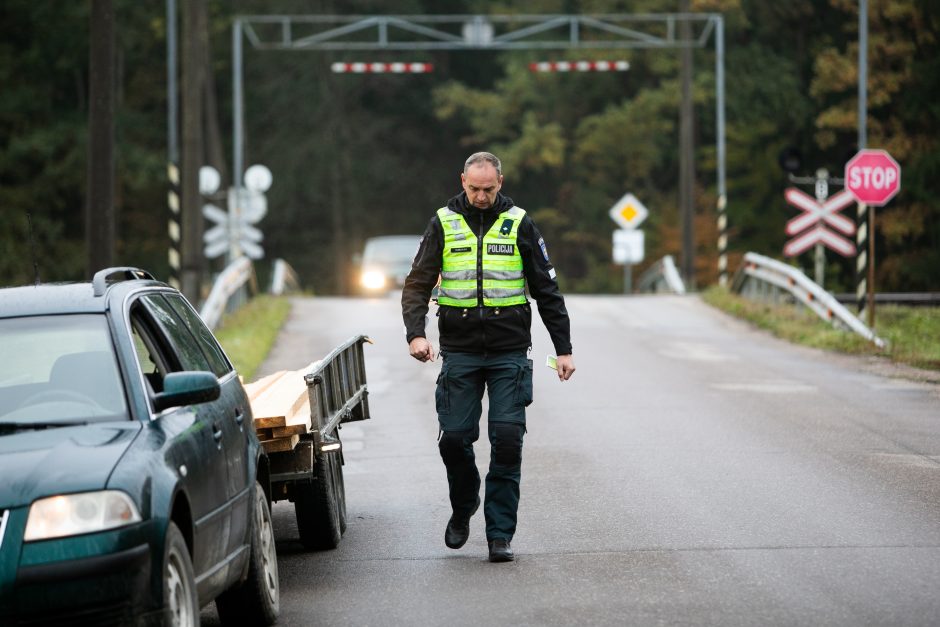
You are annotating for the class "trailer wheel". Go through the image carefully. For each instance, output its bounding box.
[295,437,345,550]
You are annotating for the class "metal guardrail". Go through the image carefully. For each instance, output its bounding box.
[732,252,885,347]
[200,257,302,330]
[199,257,256,330]
[270,258,301,295]
[637,255,687,294]
[304,335,372,450]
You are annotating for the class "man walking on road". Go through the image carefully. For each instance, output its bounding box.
[401,151,575,563]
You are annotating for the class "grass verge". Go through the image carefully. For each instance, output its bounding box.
[214,295,291,381]
[701,286,940,371]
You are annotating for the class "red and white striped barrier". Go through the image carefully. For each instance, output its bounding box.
[330,62,434,74]
[529,60,630,73]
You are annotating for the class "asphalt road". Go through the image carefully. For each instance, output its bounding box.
[204,293,940,626]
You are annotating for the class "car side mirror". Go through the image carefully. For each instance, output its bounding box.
[153,371,221,412]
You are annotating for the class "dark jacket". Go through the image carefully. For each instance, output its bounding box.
[401,191,572,356]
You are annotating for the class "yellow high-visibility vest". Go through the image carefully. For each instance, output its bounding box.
[436,206,527,308]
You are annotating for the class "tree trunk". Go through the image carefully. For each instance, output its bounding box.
[86,0,115,277]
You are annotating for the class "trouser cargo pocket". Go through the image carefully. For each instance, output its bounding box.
[435,365,450,415]
[514,359,533,407]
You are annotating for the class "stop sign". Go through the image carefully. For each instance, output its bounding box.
[844,149,901,206]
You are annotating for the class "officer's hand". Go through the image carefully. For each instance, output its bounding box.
[409,337,435,363]
[555,354,575,381]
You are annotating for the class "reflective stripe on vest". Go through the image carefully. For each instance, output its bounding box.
[437,206,527,308]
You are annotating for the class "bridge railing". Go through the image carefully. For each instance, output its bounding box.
[270,258,302,295]
[637,255,686,294]
[731,252,885,347]
[200,257,301,330]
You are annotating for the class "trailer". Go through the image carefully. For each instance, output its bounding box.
[244,335,371,550]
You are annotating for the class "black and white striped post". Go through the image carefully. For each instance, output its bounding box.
[167,162,181,288]
[166,0,180,288]
[855,202,869,321]
[717,193,728,286]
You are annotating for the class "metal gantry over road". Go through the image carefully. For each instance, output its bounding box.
[230,13,728,282]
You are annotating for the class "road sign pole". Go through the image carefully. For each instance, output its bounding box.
[624,262,632,294]
[814,243,825,287]
[845,148,900,328]
[813,170,828,286]
[868,206,876,328]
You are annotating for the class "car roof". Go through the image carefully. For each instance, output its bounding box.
[0,267,167,318]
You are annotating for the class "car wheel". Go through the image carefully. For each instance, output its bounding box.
[163,521,199,627]
[216,481,279,626]
[294,444,344,550]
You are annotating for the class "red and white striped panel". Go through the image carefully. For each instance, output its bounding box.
[529,60,630,73]
[330,62,434,74]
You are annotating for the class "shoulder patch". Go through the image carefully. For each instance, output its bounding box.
[538,237,549,262]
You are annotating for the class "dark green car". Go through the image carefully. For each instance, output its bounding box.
[0,268,278,626]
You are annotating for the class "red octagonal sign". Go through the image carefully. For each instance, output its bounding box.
[844,149,901,206]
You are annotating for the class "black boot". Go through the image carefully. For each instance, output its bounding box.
[445,497,480,549]
[488,538,514,562]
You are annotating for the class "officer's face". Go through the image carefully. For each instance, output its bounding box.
[461,163,503,209]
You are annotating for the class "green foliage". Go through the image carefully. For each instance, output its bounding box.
[214,295,291,382]
[0,1,938,294]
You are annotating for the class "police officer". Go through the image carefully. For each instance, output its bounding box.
[402,151,575,562]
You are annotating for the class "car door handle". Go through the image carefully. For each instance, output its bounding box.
[212,422,224,442]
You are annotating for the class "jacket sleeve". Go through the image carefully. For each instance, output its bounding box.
[401,216,444,344]
[518,216,573,355]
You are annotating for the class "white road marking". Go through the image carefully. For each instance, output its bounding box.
[711,380,818,394]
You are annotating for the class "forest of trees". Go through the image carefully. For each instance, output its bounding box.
[1,0,937,296]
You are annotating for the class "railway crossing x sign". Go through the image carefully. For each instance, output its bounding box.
[783,188,856,258]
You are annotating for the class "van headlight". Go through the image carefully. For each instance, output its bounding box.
[361,270,387,291]
[24,490,142,541]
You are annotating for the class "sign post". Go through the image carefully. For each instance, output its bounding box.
[609,193,648,294]
[844,149,901,326]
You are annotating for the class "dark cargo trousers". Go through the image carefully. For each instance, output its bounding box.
[436,350,533,541]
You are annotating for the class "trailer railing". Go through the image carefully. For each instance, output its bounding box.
[304,335,372,452]
[732,252,885,347]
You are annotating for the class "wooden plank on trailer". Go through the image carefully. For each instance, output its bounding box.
[250,370,307,422]
[254,426,274,440]
[260,434,300,454]
[243,370,288,403]
[271,422,308,438]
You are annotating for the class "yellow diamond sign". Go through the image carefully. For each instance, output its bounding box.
[609,193,649,230]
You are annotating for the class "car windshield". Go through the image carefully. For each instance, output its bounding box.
[0,314,128,425]
[363,236,420,265]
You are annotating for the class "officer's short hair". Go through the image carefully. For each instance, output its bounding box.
[464,152,502,176]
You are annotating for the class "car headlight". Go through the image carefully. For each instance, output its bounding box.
[361,270,387,291]
[24,490,142,542]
